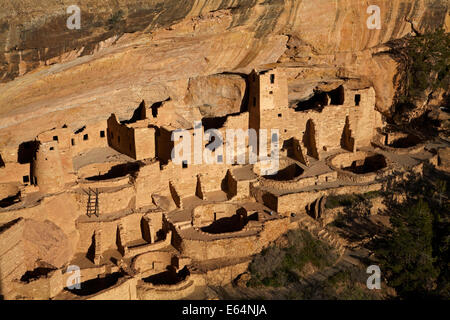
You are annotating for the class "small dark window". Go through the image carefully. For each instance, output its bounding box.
[355,94,361,106]
[270,74,275,84]
[71,138,75,146]
[83,134,88,141]
[49,147,54,151]
[34,177,37,185]
[278,113,282,118]
[100,130,105,138]
[269,91,273,94]
[53,136,58,141]
[23,175,29,183]
[182,161,188,169]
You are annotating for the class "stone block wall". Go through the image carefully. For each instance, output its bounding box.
[7,269,63,300]
[107,114,136,159]
[134,126,155,160]
[31,141,66,193]
[197,260,251,287]
[0,183,19,200]
[38,121,109,157]
[249,68,379,158]
[276,183,383,215]
[0,219,27,299]
[136,278,195,300]
[181,234,260,261]
[0,163,31,184]
[86,277,137,300]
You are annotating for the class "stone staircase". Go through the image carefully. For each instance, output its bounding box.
[299,252,360,286]
[295,214,347,256]
[294,213,370,287]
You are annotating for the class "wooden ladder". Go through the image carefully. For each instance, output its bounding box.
[84,188,99,217]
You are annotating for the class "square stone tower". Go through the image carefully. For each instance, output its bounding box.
[248,68,289,133]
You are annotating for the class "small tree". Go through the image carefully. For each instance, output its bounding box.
[378,199,437,297]
[392,29,450,106]
[374,171,449,298]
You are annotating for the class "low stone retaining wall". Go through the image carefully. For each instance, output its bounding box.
[136,277,195,300]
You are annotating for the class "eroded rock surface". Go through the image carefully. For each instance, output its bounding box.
[184,74,247,117]
[0,1,448,150]
[22,219,72,270]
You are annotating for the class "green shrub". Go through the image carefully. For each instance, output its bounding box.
[325,191,381,210]
[108,10,124,28]
[390,29,450,108]
[373,171,450,299]
[247,229,337,288]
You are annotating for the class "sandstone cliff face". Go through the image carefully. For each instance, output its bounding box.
[184,74,247,117]
[0,0,448,148]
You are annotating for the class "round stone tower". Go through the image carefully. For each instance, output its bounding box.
[31,141,65,193]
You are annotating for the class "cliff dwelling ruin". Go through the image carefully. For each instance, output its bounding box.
[1,64,448,300]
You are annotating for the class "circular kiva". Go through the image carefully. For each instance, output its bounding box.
[253,158,305,187]
[327,151,390,183]
[191,203,249,234]
[373,132,425,154]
